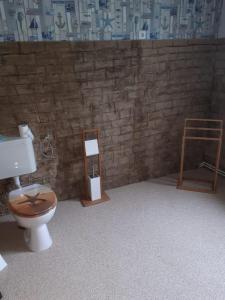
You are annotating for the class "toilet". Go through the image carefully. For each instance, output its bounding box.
[8,184,57,252]
[0,125,57,252]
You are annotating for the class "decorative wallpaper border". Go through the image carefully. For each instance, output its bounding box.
[0,0,223,42]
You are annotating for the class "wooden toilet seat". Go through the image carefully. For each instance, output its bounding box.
[8,186,57,218]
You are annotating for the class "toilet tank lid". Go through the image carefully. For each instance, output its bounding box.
[0,135,19,143]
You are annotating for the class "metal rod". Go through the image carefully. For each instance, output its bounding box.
[199,162,225,177]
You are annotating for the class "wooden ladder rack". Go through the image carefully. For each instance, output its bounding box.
[177,118,223,194]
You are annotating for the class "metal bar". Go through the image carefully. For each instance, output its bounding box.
[199,162,225,177]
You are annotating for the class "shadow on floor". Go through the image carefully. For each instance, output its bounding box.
[149,176,177,187]
[149,169,225,208]
[149,168,218,188]
[0,221,27,253]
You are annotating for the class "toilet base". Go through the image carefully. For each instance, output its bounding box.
[0,255,7,271]
[24,224,53,252]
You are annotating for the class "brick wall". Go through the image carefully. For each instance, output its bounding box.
[0,39,215,201]
[210,39,225,169]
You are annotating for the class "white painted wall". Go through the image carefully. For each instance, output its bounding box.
[218,0,225,37]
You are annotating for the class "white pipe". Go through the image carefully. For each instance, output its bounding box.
[0,255,7,271]
[18,123,34,141]
[13,176,21,189]
[199,162,225,177]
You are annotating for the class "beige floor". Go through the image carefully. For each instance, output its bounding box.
[1,169,225,300]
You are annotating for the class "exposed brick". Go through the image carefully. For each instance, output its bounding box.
[95,41,118,49]
[0,65,17,76]
[71,41,95,52]
[95,60,113,69]
[0,39,215,205]
[207,42,225,169]
[153,40,173,48]
[0,43,19,55]
[74,61,94,72]
[2,54,36,65]
[19,42,46,54]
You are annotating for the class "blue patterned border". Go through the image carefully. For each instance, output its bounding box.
[0,0,223,42]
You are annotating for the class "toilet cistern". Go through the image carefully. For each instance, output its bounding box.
[14,124,35,188]
[0,135,37,182]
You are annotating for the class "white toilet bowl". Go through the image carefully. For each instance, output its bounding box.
[8,184,57,252]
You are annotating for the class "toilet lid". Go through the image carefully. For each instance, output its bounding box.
[8,184,57,218]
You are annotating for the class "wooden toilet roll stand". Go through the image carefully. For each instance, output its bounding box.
[177,118,223,194]
[80,129,110,207]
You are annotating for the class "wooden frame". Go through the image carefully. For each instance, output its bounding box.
[177,118,223,194]
[80,129,110,207]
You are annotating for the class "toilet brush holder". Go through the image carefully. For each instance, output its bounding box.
[88,175,101,201]
[81,128,110,207]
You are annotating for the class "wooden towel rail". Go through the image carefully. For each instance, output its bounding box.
[177,118,223,194]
